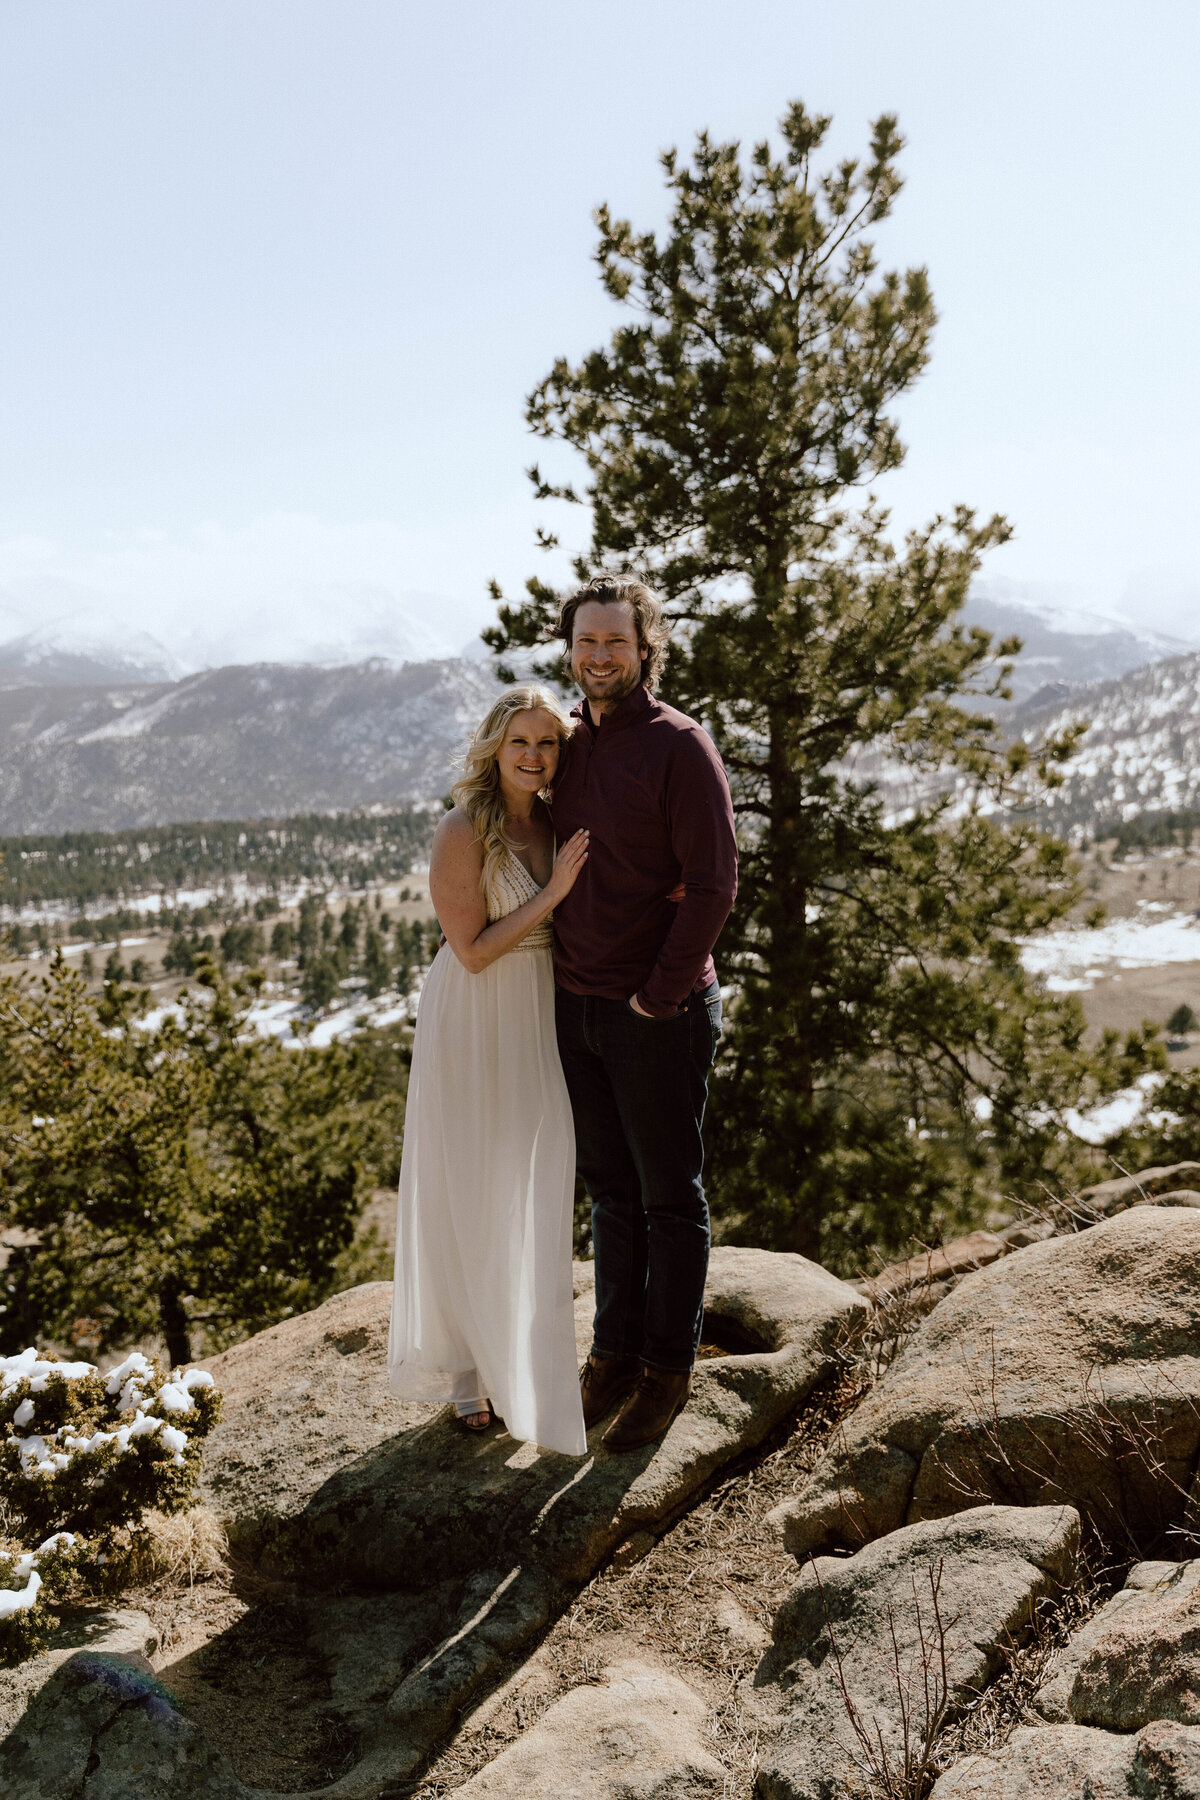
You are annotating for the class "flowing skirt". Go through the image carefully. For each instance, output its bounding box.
[388,941,587,1456]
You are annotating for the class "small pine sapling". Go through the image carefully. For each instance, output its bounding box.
[0,1349,221,1665]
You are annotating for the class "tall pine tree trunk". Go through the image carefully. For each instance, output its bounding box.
[158,1273,192,1368]
[766,695,823,1263]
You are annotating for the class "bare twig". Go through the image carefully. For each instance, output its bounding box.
[809,1555,958,1799]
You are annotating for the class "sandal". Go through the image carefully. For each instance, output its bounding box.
[456,1401,494,1434]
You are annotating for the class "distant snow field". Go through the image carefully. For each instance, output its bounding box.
[134,983,421,1048]
[245,986,419,1048]
[3,879,303,929]
[1062,1072,1169,1145]
[1019,904,1200,992]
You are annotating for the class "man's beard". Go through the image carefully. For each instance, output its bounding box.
[572,660,642,706]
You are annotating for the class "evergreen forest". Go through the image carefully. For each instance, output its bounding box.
[0,808,434,914]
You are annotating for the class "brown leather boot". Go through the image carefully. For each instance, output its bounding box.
[579,1352,640,1430]
[602,1364,691,1452]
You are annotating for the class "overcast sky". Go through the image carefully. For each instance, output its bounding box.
[1,1,1198,668]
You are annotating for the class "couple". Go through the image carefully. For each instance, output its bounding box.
[388,574,737,1458]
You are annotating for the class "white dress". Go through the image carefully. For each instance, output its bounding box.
[388,850,587,1456]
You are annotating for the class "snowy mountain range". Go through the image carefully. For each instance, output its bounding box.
[0,581,1188,694]
[0,658,500,833]
[0,591,487,687]
[0,615,185,686]
[1010,649,1200,835]
[959,585,1192,702]
[0,583,1194,837]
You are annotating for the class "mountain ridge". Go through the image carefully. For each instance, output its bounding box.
[1,595,1196,839]
[1010,647,1200,835]
[961,587,1192,702]
[0,583,1187,696]
[0,657,501,834]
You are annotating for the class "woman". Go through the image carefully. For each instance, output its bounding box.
[388,686,589,1455]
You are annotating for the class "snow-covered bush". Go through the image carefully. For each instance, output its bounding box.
[0,1532,91,1666]
[0,1347,221,1665]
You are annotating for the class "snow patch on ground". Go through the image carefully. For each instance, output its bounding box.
[132,982,420,1047]
[244,986,420,1048]
[1,875,379,929]
[1020,907,1200,992]
[1062,1072,1169,1145]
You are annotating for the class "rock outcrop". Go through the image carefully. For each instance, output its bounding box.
[195,1277,427,1537]
[930,1720,1200,1797]
[0,1650,245,1800]
[773,1207,1200,1561]
[21,1179,1200,1800]
[0,1607,157,1742]
[750,1504,1080,1800]
[452,1658,724,1797]
[921,1550,1200,1795]
[1074,1162,1200,1219]
[1037,1557,1200,1731]
[192,1248,864,1798]
[857,1229,1007,1304]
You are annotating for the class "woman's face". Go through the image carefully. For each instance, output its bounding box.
[496,708,562,802]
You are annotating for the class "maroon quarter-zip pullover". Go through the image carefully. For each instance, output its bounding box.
[550,683,738,1017]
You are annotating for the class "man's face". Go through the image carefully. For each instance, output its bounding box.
[569,600,647,710]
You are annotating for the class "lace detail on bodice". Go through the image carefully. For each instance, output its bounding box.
[487,850,553,950]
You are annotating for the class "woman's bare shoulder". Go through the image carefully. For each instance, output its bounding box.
[433,807,482,860]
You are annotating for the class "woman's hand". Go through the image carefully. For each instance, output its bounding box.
[545,829,589,904]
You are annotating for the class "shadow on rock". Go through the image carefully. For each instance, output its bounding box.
[186,1246,864,1798]
[0,1652,247,1800]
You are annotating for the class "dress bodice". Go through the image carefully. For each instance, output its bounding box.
[487,849,553,950]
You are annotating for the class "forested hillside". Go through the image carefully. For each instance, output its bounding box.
[0,809,436,915]
[1010,649,1200,835]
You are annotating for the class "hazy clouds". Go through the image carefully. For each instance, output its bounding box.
[0,516,508,669]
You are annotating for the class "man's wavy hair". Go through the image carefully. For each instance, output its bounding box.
[556,574,671,692]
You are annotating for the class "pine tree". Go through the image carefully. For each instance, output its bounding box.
[270,918,296,960]
[301,952,341,1014]
[363,926,390,998]
[0,956,379,1363]
[485,102,1152,1266]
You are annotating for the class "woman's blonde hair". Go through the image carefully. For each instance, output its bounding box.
[451,685,573,911]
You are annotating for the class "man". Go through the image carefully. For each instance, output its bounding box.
[550,573,737,1451]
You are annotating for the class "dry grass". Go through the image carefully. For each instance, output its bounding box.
[126,1505,229,1590]
[113,1504,245,1669]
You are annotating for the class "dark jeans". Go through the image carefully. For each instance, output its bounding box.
[555,982,722,1375]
